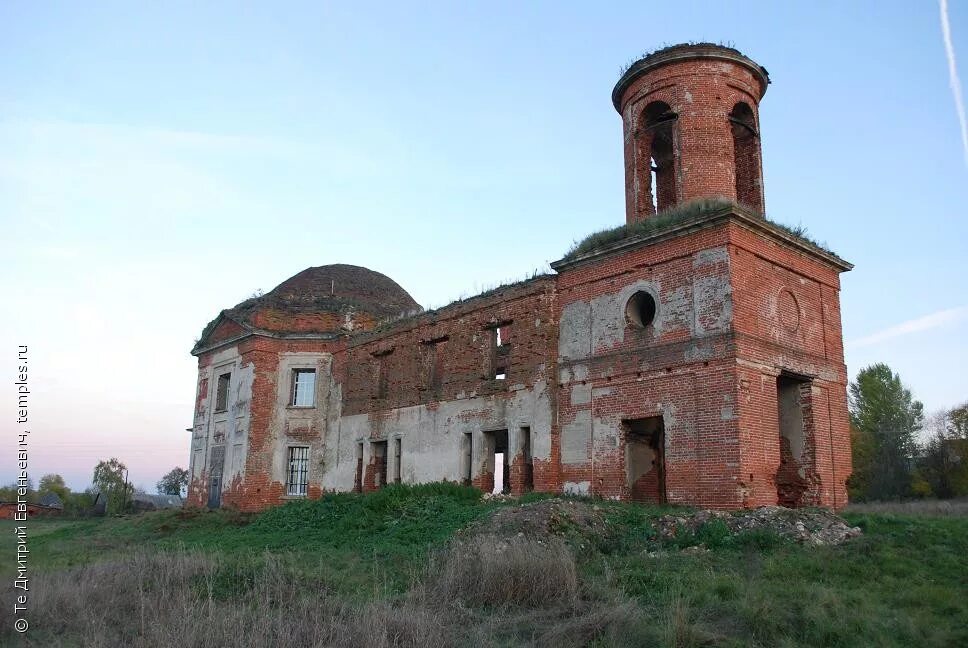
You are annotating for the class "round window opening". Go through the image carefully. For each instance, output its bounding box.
[626,291,657,328]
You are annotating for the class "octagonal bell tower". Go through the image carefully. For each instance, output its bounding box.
[613,44,770,223]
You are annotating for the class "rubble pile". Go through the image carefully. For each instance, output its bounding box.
[653,506,863,547]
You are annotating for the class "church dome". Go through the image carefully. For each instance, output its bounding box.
[195,264,421,350]
[267,264,421,320]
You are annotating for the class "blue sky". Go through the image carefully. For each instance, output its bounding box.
[1,1,966,491]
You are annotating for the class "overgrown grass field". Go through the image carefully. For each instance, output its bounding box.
[2,484,966,647]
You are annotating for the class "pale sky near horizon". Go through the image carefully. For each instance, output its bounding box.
[2,2,967,492]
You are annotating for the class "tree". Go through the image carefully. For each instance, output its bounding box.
[0,477,34,503]
[849,364,923,500]
[847,423,876,500]
[38,473,71,502]
[916,403,968,498]
[156,467,189,497]
[92,458,132,514]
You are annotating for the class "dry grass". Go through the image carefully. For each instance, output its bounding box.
[1,539,656,648]
[844,497,968,516]
[431,534,578,608]
[1,551,448,648]
[7,491,966,647]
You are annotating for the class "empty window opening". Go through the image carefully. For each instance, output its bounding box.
[623,417,665,504]
[214,372,231,412]
[354,442,364,493]
[495,325,510,347]
[421,337,448,392]
[287,446,310,497]
[371,440,388,490]
[393,438,402,484]
[626,291,657,328]
[291,369,317,407]
[642,102,678,214]
[520,426,534,492]
[730,102,763,212]
[489,323,512,381]
[776,375,810,507]
[483,429,510,495]
[461,432,473,486]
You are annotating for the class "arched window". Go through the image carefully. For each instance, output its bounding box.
[640,101,678,215]
[730,102,763,212]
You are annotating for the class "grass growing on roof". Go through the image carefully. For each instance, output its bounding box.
[561,197,837,262]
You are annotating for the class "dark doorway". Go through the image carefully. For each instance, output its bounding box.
[207,475,221,509]
[521,426,534,492]
[461,433,473,486]
[483,429,510,494]
[354,442,364,493]
[393,438,402,484]
[776,375,810,507]
[623,417,665,503]
[207,445,225,508]
[371,440,388,489]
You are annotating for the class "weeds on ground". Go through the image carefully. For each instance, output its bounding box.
[3,489,967,647]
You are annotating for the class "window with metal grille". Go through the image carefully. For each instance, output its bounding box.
[214,373,231,412]
[287,446,310,496]
[291,369,317,407]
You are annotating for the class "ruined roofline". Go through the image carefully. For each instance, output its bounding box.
[191,274,557,355]
[190,312,345,357]
[348,274,556,347]
[612,42,770,112]
[551,204,852,274]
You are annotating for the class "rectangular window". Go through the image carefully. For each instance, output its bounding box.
[214,372,231,412]
[287,446,310,496]
[421,336,448,392]
[291,369,317,407]
[489,324,511,381]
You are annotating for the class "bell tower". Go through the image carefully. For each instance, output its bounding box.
[612,44,770,223]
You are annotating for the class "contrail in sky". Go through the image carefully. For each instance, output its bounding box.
[940,0,968,168]
[848,305,968,348]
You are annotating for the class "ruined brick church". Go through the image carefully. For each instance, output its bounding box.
[187,44,853,512]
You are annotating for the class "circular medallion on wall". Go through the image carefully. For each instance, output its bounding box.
[778,289,800,332]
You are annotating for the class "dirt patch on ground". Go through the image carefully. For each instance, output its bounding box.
[466,498,608,543]
[654,506,862,547]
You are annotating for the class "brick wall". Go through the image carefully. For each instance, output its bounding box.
[615,46,768,221]
[186,44,852,513]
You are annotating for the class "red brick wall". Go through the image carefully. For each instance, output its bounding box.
[555,220,744,506]
[726,222,851,508]
[616,51,767,222]
[340,278,558,416]
[186,47,851,513]
[554,212,850,509]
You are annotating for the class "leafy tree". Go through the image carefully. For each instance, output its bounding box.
[849,364,923,500]
[0,477,35,503]
[156,467,189,497]
[92,458,132,514]
[916,403,968,498]
[38,473,71,502]
[949,403,968,438]
[847,424,876,500]
[62,491,96,516]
